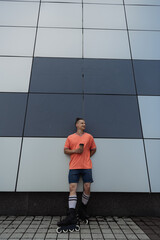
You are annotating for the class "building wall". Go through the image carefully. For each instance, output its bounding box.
[0,0,160,198]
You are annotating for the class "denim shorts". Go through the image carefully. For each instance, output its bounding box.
[68,169,93,184]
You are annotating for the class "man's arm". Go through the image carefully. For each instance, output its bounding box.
[90,148,96,157]
[64,147,83,155]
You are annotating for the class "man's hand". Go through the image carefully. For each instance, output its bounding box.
[90,148,96,157]
[74,147,83,154]
[64,146,84,155]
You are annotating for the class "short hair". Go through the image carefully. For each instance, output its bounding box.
[75,117,84,126]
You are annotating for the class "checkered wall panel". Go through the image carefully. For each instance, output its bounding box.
[0,0,160,192]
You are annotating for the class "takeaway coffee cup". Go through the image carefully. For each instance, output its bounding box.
[79,143,84,148]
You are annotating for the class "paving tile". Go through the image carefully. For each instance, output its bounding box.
[46,233,57,238]
[101,229,112,234]
[114,233,127,239]
[21,233,35,238]
[80,233,92,238]
[123,229,134,233]
[0,233,13,237]
[104,239,116,240]
[112,229,124,234]
[103,233,115,239]
[34,233,46,238]
[57,233,69,239]
[80,239,93,240]
[9,239,21,240]
[90,225,99,229]
[69,233,80,238]
[81,229,91,233]
[80,225,90,229]
[9,233,24,238]
[136,234,150,239]
[91,228,101,233]
[125,234,138,239]
[92,233,103,238]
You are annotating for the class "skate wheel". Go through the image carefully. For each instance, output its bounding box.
[75,225,80,232]
[56,227,62,234]
[63,229,68,233]
[85,219,89,225]
[69,228,74,232]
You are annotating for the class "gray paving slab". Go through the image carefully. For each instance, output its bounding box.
[1,216,160,240]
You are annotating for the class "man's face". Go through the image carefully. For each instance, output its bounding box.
[76,119,86,131]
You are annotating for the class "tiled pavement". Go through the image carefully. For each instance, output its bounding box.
[0,216,159,240]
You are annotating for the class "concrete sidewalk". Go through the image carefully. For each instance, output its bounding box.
[0,216,159,240]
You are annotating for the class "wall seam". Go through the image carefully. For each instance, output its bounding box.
[14,0,42,192]
[82,0,85,118]
[123,0,152,193]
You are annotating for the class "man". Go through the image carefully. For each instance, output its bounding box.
[57,117,96,229]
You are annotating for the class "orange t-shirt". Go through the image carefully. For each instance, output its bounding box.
[64,132,96,170]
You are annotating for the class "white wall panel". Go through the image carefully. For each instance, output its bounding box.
[84,0,123,3]
[145,140,160,192]
[1,0,40,2]
[39,3,82,28]
[42,0,81,2]
[91,139,149,192]
[129,31,160,60]
[0,57,32,92]
[35,28,82,57]
[0,2,39,27]
[0,138,21,191]
[17,138,149,192]
[138,96,160,138]
[84,29,130,59]
[84,4,126,29]
[17,138,83,191]
[0,27,36,56]
[126,6,160,30]
[125,0,160,5]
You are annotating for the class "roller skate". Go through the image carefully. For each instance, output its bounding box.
[56,208,80,233]
[78,202,89,224]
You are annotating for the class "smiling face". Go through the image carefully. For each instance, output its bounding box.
[76,119,86,131]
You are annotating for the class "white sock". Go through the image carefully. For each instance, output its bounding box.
[82,192,90,205]
[68,195,77,209]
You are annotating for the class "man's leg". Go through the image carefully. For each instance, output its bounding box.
[68,170,80,209]
[82,169,93,206]
[82,182,91,205]
[69,183,78,209]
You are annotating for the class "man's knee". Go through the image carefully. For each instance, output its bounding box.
[69,183,77,195]
[84,183,91,194]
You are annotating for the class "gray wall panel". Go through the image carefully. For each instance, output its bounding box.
[30,58,137,95]
[0,93,27,137]
[133,60,160,95]
[30,58,83,93]
[84,59,136,94]
[24,94,83,137]
[84,95,142,138]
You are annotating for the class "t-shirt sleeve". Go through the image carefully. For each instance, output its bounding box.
[90,136,96,150]
[64,137,70,149]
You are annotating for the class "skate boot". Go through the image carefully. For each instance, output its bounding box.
[78,203,89,224]
[56,208,80,233]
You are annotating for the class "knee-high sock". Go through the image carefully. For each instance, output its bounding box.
[68,195,77,209]
[82,192,90,205]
